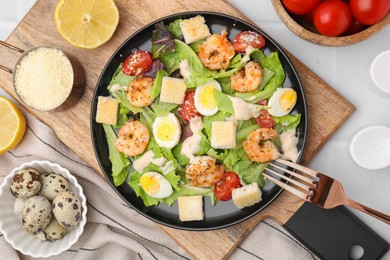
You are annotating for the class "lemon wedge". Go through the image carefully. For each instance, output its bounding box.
[54,0,119,49]
[0,96,26,154]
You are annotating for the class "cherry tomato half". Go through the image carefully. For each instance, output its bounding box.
[256,110,275,128]
[282,0,321,15]
[122,50,153,76]
[233,31,265,53]
[313,1,352,37]
[350,0,390,25]
[214,171,241,201]
[178,90,201,121]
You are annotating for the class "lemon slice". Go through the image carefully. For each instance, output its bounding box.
[0,96,26,154]
[54,0,119,49]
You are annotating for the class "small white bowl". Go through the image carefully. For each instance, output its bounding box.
[0,161,87,257]
[370,50,390,95]
[350,126,390,170]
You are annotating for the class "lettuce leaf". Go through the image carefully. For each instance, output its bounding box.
[150,70,168,98]
[172,143,190,166]
[233,161,266,187]
[164,184,216,206]
[151,101,178,117]
[102,124,131,186]
[214,89,234,116]
[167,19,183,38]
[274,113,301,133]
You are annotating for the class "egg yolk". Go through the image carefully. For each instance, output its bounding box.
[280,89,297,111]
[200,86,216,109]
[140,174,160,195]
[156,121,176,141]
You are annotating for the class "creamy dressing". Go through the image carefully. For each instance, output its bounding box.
[242,46,255,63]
[181,116,203,161]
[227,96,262,121]
[110,83,123,93]
[180,59,191,79]
[280,130,299,163]
[133,150,167,173]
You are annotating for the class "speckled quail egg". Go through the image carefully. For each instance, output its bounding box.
[52,191,82,228]
[36,218,67,241]
[10,169,41,199]
[39,173,70,201]
[14,198,26,222]
[21,196,52,235]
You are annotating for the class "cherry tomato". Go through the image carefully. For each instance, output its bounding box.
[313,1,352,37]
[344,19,365,35]
[350,0,390,25]
[282,0,321,15]
[233,31,265,53]
[214,171,241,201]
[256,110,275,128]
[122,50,153,76]
[178,90,201,121]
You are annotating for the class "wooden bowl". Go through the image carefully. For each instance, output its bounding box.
[272,0,390,46]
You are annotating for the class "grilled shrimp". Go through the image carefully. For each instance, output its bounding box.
[198,30,235,71]
[115,119,150,156]
[127,77,155,107]
[230,61,262,92]
[243,128,280,163]
[186,156,225,188]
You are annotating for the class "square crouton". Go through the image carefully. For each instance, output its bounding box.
[211,121,237,149]
[180,15,211,44]
[178,195,204,221]
[160,77,187,104]
[232,183,262,209]
[95,96,119,125]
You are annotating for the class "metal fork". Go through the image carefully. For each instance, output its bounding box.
[263,159,390,225]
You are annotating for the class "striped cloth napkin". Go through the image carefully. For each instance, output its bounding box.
[0,111,317,260]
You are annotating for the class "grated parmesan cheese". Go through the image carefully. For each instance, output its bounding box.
[14,47,73,111]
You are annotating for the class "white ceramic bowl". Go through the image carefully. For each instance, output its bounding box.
[0,161,87,257]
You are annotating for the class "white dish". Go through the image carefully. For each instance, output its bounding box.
[370,50,390,94]
[0,161,87,258]
[350,126,390,170]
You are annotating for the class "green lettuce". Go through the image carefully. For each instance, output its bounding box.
[233,161,266,187]
[102,124,131,186]
[274,113,301,133]
[172,143,190,166]
[151,101,178,117]
[214,89,234,116]
[150,70,168,98]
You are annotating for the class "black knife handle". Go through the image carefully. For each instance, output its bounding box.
[284,202,390,260]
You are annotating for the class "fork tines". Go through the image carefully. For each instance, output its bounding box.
[263,159,320,201]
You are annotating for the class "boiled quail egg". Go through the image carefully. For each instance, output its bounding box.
[268,88,297,117]
[139,171,173,199]
[194,80,221,116]
[152,113,181,149]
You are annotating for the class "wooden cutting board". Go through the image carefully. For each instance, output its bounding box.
[0,0,355,259]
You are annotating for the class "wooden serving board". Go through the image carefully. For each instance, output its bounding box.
[0,0,355,259]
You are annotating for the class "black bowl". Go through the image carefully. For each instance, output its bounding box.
[90,11,308,231]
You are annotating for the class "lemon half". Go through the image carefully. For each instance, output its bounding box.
[55,0,120,49]
[0,96,26,154]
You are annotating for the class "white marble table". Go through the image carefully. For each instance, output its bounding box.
[1,0,389,258]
